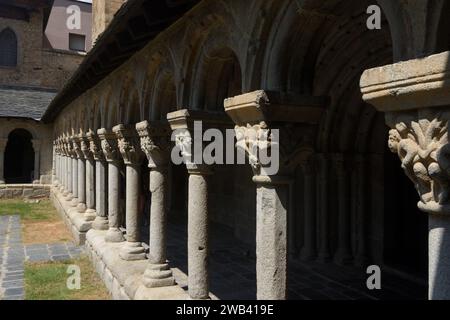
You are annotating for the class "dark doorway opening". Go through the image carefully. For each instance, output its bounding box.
[4,129,35,184]
[384,142,428,280]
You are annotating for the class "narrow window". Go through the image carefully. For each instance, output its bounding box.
[0,28,18,67]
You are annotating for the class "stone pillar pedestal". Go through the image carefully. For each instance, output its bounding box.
[114,124,145,260]
[98,128,123,240]
[361,51,450,300]
[0,138,7,184]
[137,120,175,288]
[224,90,326,300]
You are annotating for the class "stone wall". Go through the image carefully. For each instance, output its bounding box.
[0,184,50,200]
[92,0,127,45]
[0,11,85,90]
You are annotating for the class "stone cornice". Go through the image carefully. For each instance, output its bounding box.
[361,51,450,112]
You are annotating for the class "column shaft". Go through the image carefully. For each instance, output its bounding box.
[300,163,317,260]
[71,157,78,205]
[0,150,6,184]
[105,161,123,241]
[318,154,330,261]
[120,164,146,260]
[256,183,287,300]
[77,158,87,213]
[188,173,210,300]
[429,215,450,299]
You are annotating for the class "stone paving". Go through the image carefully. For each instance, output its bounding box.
[0,215,84,300]
[166,221,427,300]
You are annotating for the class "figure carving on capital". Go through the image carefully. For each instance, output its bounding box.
[386,109,450,215]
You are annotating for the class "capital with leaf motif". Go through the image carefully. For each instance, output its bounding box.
[86,130,103,161]
[113,124,143,166]
[136,120,171,168]
[224,90,325,181]
[79,134,91,160]
[98,128,120,163]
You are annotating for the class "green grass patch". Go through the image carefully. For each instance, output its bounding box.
[25,256,110,300]
[0,199,57,221]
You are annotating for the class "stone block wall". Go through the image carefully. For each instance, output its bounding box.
[0,184,50,200]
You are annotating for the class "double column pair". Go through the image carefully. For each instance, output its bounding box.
[97,124,175,287]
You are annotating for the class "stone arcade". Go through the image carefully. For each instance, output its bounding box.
[5,0,450,300]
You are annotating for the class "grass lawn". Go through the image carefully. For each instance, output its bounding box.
[25,256,110,300]
[0,199,72,245]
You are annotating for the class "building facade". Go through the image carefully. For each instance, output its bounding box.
[0,0,92,185]
[3,0,450,300]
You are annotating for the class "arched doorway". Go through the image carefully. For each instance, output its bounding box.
[4,129,35,184]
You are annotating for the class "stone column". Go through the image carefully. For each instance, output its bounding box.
[70,137,80,207]
[86,130,106,229]
[98,128,123,240]
[361,51,450,299]
[300,155,317,261]
[317,153,331,261]
[64,138,73,201]
[114,124,146,260]
[168,110,224,300]
[76,135,87,214]
[32,139,41,183]
[224,91,325,300]
[334,153,353,265]
[137,121,175,288]
[0,138,8,184]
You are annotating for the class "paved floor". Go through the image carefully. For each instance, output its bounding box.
[0,215,84,300]
[166,221,427,300]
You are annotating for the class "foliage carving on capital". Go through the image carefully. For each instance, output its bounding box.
[113,125,143,165]
[79,135,91,160]
[86,131,103,161]
[386,109,450,215]
[98,129,119,162]
[136,121,171,168]
[72,137,84,159]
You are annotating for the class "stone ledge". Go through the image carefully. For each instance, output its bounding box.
[0,184,51,199]
[85,229,190,300]
[50,189,90,245]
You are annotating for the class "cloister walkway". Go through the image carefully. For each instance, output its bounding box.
[166,221,427,300]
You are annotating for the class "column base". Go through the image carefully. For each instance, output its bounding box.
[143,263,175,288]
[119,241,146,261]
[83,208,96,221]
[77,202,87,214]
[0,180,5,184]
[92,216,109,230]
[105,227,125,243]
[64,193,73,201]
[70,197,79,207]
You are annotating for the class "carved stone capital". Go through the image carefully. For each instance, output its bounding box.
[224,90,325,179]
[98,128,119,163]
[71,136,83,159]
[386,109,450,215]
[79,134,91,160]
[113,124,143,166]
[136,120,171,168]
[167,109,229,174]
[86,130,102,161]
[361,52,450,215]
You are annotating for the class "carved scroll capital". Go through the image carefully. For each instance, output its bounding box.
[386,108,450,215]
[86,130,103,161]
